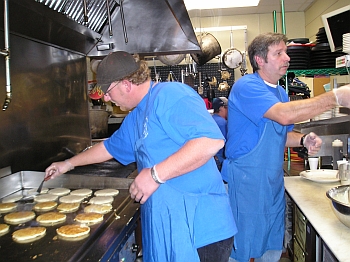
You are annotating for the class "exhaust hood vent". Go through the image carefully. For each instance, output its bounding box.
[35,0,118,33]
[10,0,200,56]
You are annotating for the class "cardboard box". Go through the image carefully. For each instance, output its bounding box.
[313,77,330,97]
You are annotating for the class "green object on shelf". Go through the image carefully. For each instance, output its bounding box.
[287,67,349,77]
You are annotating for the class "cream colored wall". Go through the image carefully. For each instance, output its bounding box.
[305,0,349,42]
[190,12,305,79]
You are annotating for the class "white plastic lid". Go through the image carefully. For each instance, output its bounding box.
[332,139,343,147]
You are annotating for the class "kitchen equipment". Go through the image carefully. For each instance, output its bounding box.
[191,32,221,66]
[157,54,186,66]
[89,109,109,138]
[218,81,230,91]
[326,185,350,228]
[339,162,350,185]
[0,171,140,261]
[198,72,203,95]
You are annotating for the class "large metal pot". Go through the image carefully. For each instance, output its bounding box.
[89,109,109,138]
[191,32,221,66]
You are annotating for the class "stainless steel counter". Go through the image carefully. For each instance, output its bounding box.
[284,176,350,261]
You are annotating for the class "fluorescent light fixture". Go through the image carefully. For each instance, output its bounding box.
[184,0,260,10]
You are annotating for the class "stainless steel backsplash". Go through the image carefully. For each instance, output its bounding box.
[0,33,91,172]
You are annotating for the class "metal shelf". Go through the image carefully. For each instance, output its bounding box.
[287,67,349,77]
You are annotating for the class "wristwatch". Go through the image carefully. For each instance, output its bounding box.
[300,134,307,146]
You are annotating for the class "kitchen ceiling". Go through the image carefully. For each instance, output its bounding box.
[187,0,316,17]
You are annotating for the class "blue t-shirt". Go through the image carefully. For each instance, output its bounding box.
[226,72,293,159]
[103,82,237,249]
[212,114,227,163]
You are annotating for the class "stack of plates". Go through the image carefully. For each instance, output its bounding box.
[343,33,350,54]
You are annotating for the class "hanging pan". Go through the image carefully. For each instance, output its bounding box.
[191,32,221,66]
[222,30,243,69]
[157,54,186,66]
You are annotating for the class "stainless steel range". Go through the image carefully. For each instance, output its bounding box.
[0,171,140,262]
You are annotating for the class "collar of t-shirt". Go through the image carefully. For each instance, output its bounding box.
[263,80,277,88]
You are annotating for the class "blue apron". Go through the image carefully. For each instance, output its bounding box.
[134,82,201,262]
[223,118,286,261]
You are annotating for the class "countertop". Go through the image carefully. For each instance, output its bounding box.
[284,176,350,261]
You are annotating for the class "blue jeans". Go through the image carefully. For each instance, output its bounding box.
[229,249,282,262]
[197,236,234,262]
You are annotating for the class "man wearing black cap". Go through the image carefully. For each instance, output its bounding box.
[212,97,228,171]
[45,51,236,262]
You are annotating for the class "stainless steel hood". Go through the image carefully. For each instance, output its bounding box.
[88,0,201,57]
[5,0,200,56]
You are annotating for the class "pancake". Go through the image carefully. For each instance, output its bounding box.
[4,211,36,225]
[48,188,71,196]
[89,196,114,205]
[59,195,85,204]
[57,203,80,213]
[34,194,58,203]
[84,204,112,214]
[70,189,92,197]
[94,189,119,197]
[0,223,10,236]
[74,212,103,225]
[0,202,17,213]
[36,212,66,226]
[12,227,46,243]
[56,224,90,241]
[34,201,57,212]
[28,187,49,194]
[1,195,22,203]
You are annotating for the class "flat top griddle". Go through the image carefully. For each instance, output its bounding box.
[0,173,140,262]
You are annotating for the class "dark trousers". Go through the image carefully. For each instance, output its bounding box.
[197,236,234,262]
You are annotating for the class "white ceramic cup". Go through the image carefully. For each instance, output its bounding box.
[308,157,319,170]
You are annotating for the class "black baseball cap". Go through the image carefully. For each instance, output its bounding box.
[96,51,140,93]
[212,97,228,111]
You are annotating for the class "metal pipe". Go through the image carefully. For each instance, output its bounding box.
[280,0,286,35]
[2,0,11,111]
[106,0,113,37]
[120,0,128,43]
[83,0,88,24]
[273,10,277,33]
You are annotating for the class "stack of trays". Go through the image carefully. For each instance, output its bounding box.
[310,27,346,69]
[287,38,311,70]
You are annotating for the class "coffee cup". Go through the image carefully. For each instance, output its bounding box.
[308,157,319,170]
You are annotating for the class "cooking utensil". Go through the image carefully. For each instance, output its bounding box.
[326,185,350,228]
[191,32,221,66]
[222,30,243,69]
[37,173,54,193]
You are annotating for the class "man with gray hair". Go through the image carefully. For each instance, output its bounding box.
[222,32,350,262]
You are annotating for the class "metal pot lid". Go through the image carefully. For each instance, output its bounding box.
[222,48,243,69]
[157,54,186,66]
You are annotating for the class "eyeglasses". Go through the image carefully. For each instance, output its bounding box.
[104,81,119,96]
